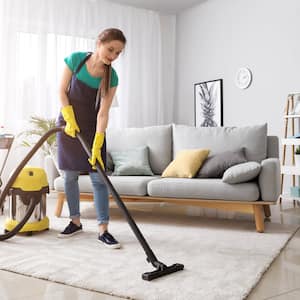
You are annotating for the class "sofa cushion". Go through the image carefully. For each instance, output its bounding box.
[162,149,209,178]
[54,175,158,196]
[106,125,172,175]
[197,148,247,178]
[222,162,261,184]
[172,124,267,162]
[147,178,260,201]
[109,176,157,195]
[110,146,154,176]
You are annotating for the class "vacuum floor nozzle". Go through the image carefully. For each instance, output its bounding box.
[142,263,184,281]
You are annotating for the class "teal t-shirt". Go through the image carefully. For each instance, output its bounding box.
[64,51,118,89]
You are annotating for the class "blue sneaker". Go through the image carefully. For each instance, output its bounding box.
[98,231,121,249]
[57,221,82,238]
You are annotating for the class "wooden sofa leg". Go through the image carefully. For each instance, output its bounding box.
[55,193,65,217]
[253,205,264,233]
[263,205,271,218]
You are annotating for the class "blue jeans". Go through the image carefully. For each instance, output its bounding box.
[64,170,109,225]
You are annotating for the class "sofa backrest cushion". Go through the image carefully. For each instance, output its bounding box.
[106,125,172,175]
[172,124,268,162]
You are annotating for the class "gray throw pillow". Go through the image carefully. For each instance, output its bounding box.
[222,161,261,184]
[197,148,247,178]
[110,146,154,176]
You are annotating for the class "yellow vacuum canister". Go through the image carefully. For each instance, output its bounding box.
[4,166,49,235]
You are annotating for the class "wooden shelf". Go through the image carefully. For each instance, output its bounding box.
[281,94,300,202]
[282,138,300,145]
[280,193,300,201]
[284,114,300,119]
[281,166,300,175]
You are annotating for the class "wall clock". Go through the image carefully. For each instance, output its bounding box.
[235,67,252,89]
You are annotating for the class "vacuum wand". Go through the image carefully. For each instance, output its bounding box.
[76,132,184,280]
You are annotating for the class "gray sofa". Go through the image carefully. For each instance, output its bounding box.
[46,123,280,232]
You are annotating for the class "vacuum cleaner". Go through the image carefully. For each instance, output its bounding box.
[4,166,49,235]
[0,127,184,281]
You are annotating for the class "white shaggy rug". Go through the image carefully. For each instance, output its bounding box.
[0,208,298,300]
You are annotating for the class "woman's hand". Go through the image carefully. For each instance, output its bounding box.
[88,132,105,169]
[61,105,80,138]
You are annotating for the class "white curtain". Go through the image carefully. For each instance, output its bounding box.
[0,0,175,133]
[0,0,176,176]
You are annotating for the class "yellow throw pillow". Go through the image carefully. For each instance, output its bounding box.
[162,149,210,178]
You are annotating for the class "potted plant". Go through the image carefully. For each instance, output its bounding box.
[295,146,300,167]
[18,116,57,156]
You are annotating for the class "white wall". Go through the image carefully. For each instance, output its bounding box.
[175,0,300,137]
[159,14,176,124]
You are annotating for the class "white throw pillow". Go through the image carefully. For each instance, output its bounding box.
[222,162,261,184]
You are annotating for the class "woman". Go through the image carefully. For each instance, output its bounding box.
[56,28,126,249]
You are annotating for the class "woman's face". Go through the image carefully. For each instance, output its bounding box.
[97,40,124,65]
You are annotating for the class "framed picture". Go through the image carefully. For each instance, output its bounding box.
[194,79,223,127]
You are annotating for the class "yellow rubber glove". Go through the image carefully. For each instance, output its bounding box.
[61,105,80,138]
[88,132,105,170]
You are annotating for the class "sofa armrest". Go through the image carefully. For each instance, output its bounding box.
[258,158,280,201]
[44,155,60,190]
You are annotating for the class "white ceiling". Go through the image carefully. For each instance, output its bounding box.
[110,0,206,14]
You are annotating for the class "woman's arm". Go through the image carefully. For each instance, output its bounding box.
[59,65,73,107]
[59,64,80,137]
[96,86,117,132]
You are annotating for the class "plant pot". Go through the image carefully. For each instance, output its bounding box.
[295,154,300,167]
